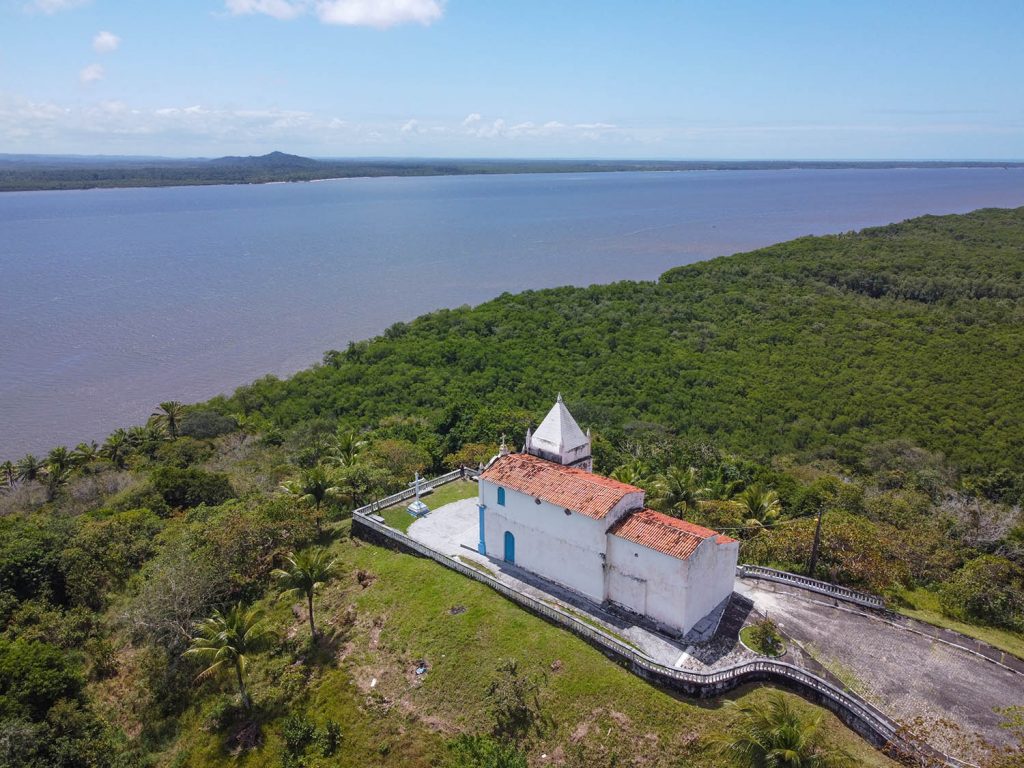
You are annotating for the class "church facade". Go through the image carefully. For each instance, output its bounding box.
[477,396,738,636]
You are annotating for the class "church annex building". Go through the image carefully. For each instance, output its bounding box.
[476,396,739,636]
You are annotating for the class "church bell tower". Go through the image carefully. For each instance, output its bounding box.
[524,394,593,472]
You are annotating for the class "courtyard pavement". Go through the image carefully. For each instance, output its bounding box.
[406,499,1024,761]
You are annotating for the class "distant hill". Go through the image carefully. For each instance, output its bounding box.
[1,152,1022,192]
[206,151,323,170]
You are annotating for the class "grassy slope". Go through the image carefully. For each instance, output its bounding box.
[895,587,1024,659]
[152,521,895,767]
[378,480,479,533]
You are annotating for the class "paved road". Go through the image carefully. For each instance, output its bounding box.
[737,578,1023,761]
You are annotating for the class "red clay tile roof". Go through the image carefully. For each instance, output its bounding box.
[480,453,642,520]
[609,508,735,560]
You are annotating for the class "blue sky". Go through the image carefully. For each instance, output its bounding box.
[1,0,1022,158]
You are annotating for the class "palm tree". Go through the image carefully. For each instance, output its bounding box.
[101,429,130,468]
[184,603,269,710]
[1,461,15,490]
[714,691,853,767]
[72,441,99,470]
[15,454,45,483]
[327,427,366,467]
[652,466,706,517]
[272,548,338,639]
[280,464,342,534]
[151,401,186,439]
[127,424,164,458]
[610,459,652,487]
[47,446,74,476]
[703,465,744,501]
[42,465,71,502]
[738,483,783,528]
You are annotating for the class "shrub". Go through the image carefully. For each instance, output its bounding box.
[179,410,237,439]
[445,734,527,768]
[150,466,235,510]
[0,638,83,721]
[940,555,1024,630]
[745,618,784,656]
[154,436,214,468]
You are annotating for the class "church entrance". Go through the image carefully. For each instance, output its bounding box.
[503,531,516,564]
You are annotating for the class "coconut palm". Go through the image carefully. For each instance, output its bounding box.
[184,603,269,710]
[47,446,74,476]
[327,427,366,467]
[1,461,15,490]
[151,401,186,439]
[127,424,164,458]
[42,465,71,502]
[610,459,652,487]
[272,548,338,639]
[652,466,706,517]
[738,483,783,527]
[280,464,342,534]
[101,429,130,468]
[15,454,45,483]
[703,465,744,501]
[72,441,99,469]
[714,691,853,767]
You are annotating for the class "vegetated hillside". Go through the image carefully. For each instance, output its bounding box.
[2,208,1023,767]
[223,206,1024,480]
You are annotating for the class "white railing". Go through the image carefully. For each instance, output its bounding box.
[355,466,481,516]
[351,510,969,768]
[737,564,886,609]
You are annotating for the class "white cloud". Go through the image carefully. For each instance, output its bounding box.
[225,0,305,20]
[92,31,121,53]
[315,0,442,28]
[79,63,104,84]
[224,0,443,27]
[28,0,89,13]
[0,94,657,156]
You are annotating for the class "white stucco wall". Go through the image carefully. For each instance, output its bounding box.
[478,477,608,602]
[605,533,738,635]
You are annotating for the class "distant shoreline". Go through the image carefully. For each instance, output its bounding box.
[2,151,1022,193]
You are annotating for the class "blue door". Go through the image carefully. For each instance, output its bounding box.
[503,531,515,564]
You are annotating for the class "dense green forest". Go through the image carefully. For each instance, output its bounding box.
[223,206,1024,479]
[1,208,1022,767]
[1,151,1021,191]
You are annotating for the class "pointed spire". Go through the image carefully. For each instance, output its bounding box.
[526,395,592,469]
[499,434,509,456]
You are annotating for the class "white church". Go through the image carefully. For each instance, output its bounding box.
[477,395,738,636]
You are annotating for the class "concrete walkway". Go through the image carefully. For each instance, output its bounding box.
[407,499,754,669]
[408,500,1023,762]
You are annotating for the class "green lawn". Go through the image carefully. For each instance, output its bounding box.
[377,479,478,533]
[158,520,897,768]
[739,625,785,657]
[894,587,1024,660]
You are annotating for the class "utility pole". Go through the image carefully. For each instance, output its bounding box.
[808,503,825,579]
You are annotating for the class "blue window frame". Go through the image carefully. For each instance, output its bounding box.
[497,487,506,506]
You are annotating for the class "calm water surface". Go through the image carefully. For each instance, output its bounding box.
[2,168,1023,456]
